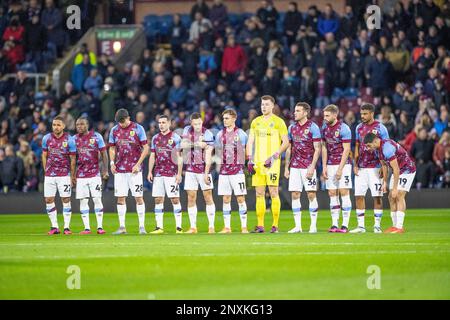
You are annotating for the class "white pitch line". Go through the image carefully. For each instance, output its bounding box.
[1,250,450,261]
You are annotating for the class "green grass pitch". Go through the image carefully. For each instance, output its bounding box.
[0,209,449,299]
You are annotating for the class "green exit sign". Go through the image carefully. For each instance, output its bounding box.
[97,29,136,40]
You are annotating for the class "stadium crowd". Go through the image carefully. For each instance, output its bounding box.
[0,0,449,193]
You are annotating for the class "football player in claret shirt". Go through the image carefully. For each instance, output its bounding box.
[181,112,216,234]
[246,95,290,233]
[351,103,389,234]
[364,133,417,234]
[284,102,321,233]
[147,115,183,234]
[73,117,109,235]
[109,109,150,235]
[215,109,249,233]
[321,105,353,233]
[42,115,77,235]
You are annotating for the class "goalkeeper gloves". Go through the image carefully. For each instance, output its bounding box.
[247,156,256,175]
[264,152,280,168]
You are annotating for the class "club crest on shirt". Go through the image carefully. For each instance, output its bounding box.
[269,122,274,128]
[168,139,173,145]
[62,141,68,148]
[304,129,310,135]
[89,138,95,145]
[234,135,239,142]
[372,129,378,135]
[335,130,340,137]
[198,135,204,142]
[130,130,135,137]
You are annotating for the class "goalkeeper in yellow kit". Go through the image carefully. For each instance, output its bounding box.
[246,95,290,233]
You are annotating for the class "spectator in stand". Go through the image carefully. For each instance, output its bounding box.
[366,50,394,97]
[283,2,303,47]
[314,66,332,108]
[339,5,357,39]
[83,68,103,99]
[443,149,450,188]
[221,35,247,83]
[209,0,228,36]
[433,130,450,177]
[299,66,315,107]
[318,3,340,38]
[149,75,169,112]
[434,105,449,137]
[396,111,414,142]
[190,0,210,22]
[189,12,212,43]
[256,0,279,40]
[0,144,24,193]
[71,53,93,92]
[168,75,187,110]
[170,14,187,59]
[24,14,47,72]
[411,127,436,188]
[16,141,36,191]
[74,43,97,66]
[2,17,25,71]
[181,41,199,86]
[41,0,66,57]
[386,36,410,83]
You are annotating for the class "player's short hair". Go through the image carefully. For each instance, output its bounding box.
[115,108,129,123]
[323,104,339,114]
[361,103,375,112]
[53,115,65,123]
[261,95,275,104]
[295,102,311,115]
[363,132,378,144]
[222,109,237,118]
[190,112,202,121]
[158,114,170,122]
[76,116,89,124]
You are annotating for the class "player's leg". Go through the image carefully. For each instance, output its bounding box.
[131,172,146,234]
[392,191,407,233]
[236,195,248,233]
[369,168,384,233]
[220,195,232,233]
[61,197,72,234]
[218,175,232,233]
[76,178,91,234]
[288,168,303,233]
[57,176,73,234]
[44,176,59,234]
[230,174,248,233]
[307,191,318,233]
[351,169,368,233]
[186,190,198,233]
[151,196,165,234]
[170,197,183,233]
[338,164,352,233]
[339,188,352,233]
[89,177,105,234]
[184,172,199,233]
[386,190,398,233]
[165,176,182,233]
[302,169,319,233]
[203,189,216,233]
[254,186,266,232]
[328,189,340,232]
[113,173,128,234]
[268,186,281,233]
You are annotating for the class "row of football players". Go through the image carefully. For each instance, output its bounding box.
[41,99,416,235]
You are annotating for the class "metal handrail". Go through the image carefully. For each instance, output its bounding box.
[2,73,50,93]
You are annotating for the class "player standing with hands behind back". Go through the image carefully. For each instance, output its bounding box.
[109,109,149,235]
[246,95,290,233]
[42,116,77,235]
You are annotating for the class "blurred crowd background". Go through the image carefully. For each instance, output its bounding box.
[0,0,449,193]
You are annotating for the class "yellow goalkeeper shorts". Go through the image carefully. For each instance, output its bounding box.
[252,162,281,187]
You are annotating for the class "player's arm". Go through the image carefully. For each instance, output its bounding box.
[42,151,48,174]
[100,149,109,180]
[204,145,213,185]
[284,142,291,179]
[133,144,149,174]
[389,158,400,199]
[176,149,183,184]
[307,140,321,179]
[132,125,150,174]
[109,145,116,174]
[69,137,77,186]
[147,151,155,182]
[336,142,350,180]
[353,141,360,175]
[246,124,256,174]
[321,141,328,179]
